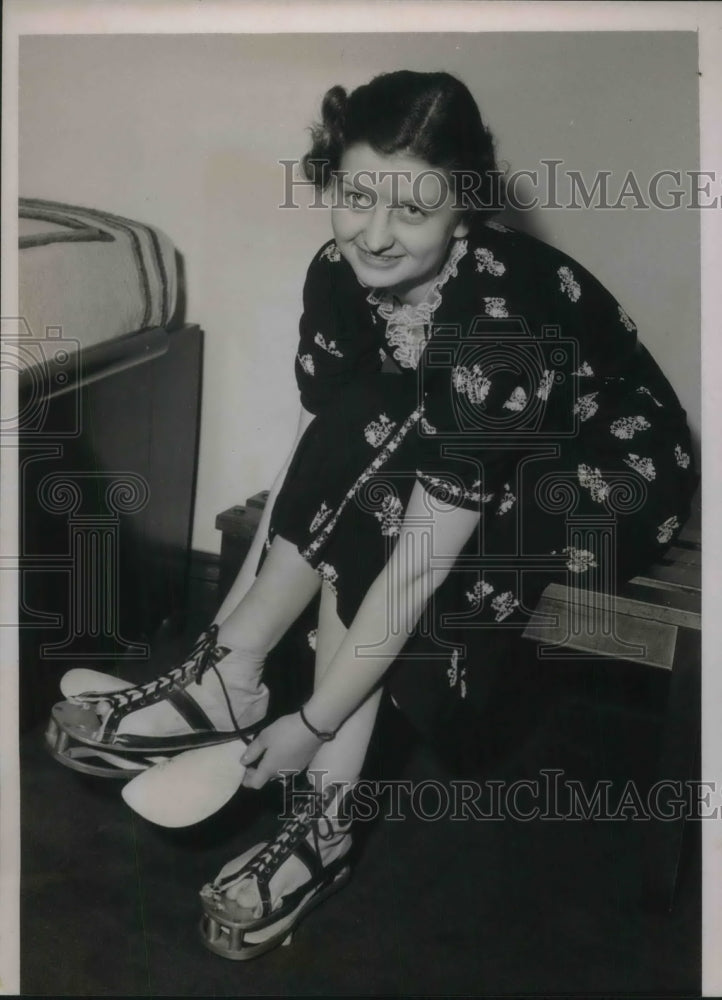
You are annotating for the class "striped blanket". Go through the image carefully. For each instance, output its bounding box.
[18,198,179,360]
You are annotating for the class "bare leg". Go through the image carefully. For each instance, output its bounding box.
[307,581,383,790]
[117,534,321,736]
[226,581,383,912]
[215,536,321,656]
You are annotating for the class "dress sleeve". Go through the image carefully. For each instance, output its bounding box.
[415,332,546,513]
[295,241,382,415]
[537,245,666,438]
[414,231,646,512]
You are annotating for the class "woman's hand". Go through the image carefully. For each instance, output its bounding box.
[240,713,323,789]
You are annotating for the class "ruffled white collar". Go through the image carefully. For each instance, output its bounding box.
[366,238,468,369]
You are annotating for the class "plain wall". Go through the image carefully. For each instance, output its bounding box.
[19,32,700,554]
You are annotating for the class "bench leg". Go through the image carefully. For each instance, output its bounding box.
[644,626,701,911]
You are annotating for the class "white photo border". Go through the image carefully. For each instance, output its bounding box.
[2,1,720,995]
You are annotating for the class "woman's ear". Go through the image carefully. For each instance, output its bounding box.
[453,215,470,239]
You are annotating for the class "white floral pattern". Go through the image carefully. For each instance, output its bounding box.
[496,484,517,516]
[574,361,594,377]
[474,247,506,276]
[317,562,338,594]
[473,480,496,505]
[503,386,528,412]
[465,580,495,606]
[314,331,344,358]
[558,266,581,302]
[562,546,598,574]
[637,386,663,407]
[609,415,651,440]
[446,649,467,698]
[578,463,610,503]
[310,501,331,533]
[452,364,492,404]
[446,649,459,687]
[298,353,315,376]
[418,473,461,499]
[301,406,424,561]
[623,453,657,481]
[420,417,437,435]
[364,413,396,448]
[373,493,404,537]
[574,392,600,422]
[618,305,636,332]
[307,629,317,651]
[483,296,509,318]
[656,515,680,544]
[674,444,690,469]
[447,649,459,687]
[484,219,512,233]
[491,591,519,621]
[319,243,341,263]
[416,471,492,506]
[536,369,556,401]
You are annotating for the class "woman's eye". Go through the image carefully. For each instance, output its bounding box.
[399,204,427,220]
[345,190,373,209]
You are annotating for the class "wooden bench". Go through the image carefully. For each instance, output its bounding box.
[522,490,701,910]
[216,492,269,600]
[217,488,701,910]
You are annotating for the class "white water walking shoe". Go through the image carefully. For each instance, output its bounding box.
[45,625,268,778]
[199,781,353,961]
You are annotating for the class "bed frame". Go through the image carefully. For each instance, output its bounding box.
[18,322,203,731]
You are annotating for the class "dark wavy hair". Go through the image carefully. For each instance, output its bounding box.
[301,70,506,226]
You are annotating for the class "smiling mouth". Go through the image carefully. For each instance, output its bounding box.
[356,245,404,264]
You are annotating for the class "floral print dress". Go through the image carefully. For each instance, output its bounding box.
[264,223,697,762]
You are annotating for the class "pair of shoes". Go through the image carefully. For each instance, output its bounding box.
[45,625,269,779]
[199,780,353,961]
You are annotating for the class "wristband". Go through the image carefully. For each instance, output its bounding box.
[299,705,337,742]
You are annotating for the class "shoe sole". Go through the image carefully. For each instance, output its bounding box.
[199,866,351,961]
[45,704,260,780]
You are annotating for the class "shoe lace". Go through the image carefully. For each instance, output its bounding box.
[218,784,348,890]
[73,625,229,713]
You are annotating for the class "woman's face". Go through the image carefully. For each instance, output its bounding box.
[331,143,469,306]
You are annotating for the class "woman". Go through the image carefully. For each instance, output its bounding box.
[48,70,697,960]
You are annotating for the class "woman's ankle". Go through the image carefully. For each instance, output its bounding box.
[295,773,356,842]
[207,644,268,728]
[215,623,269,667]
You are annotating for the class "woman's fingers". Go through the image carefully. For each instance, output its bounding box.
[240,731,270,788]
[238,713,322,790]
[240,735,265,765]
[242,763,267,789]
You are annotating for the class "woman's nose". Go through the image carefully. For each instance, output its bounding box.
[362,207,394,252]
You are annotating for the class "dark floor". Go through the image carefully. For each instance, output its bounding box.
[21,571,701,996]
